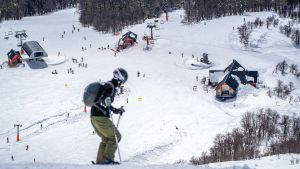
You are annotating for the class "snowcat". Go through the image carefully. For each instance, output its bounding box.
[7,49,23,67]
[114,31,137,52]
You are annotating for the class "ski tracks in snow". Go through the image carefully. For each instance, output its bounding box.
[0,101,84,139]
[0,89,131,140]
[125,142,176,164]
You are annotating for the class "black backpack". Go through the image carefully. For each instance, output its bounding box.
[83,82,114,107]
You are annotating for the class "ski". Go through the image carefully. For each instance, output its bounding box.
[91,160,120,165]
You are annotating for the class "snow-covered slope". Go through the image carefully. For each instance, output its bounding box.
[0,8,299,168]
[1,154,300,169]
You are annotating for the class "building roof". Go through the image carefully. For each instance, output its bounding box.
[22,41,47,57]
[209,70,225,83]
[216,74,239,91]
[224,59,245,73]
[231,70,259,84]
[211,60,258,92]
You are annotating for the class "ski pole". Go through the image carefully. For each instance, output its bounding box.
[116,113,121,128]
[112,114,122,163]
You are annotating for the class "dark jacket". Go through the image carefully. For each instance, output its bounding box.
[91,80,118,117]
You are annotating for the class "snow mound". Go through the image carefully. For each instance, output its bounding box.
[181,58,214,70]
[43,55,68,65]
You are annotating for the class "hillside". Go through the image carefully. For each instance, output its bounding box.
[0,8,299,168]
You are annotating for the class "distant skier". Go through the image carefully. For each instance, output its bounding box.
[90,68,128,165]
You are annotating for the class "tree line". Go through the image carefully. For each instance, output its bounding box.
[183,0,300,24]
[78,0,181,33]
[0,0,77,22]
[190,108,300,165]
[1,0,299,34]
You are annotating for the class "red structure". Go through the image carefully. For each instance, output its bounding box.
[117,31,137,51]
[7,49,22,67]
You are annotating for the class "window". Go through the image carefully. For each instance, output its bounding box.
[34,52,44,57]
[222,90,229,95]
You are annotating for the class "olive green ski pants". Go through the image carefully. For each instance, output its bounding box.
[91,116,121,163]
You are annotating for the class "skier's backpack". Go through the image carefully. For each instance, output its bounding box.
[83,82,103,107]
[83,82,114,107]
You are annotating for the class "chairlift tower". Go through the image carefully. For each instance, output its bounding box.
[14,122,22,142]
[15,30,28,47]
[146,24,156,40]
[162,0,169,21]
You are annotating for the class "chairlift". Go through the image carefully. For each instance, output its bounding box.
[15,30,28,47]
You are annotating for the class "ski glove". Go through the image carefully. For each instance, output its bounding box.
[112,106,125,116]
[103,97,112,108]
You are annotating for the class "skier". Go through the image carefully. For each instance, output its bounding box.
[90,68,128,165]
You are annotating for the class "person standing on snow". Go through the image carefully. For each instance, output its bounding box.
[90,68,128,165]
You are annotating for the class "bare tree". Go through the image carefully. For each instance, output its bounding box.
[238,24,252,46]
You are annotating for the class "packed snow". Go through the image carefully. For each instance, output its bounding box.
[0,8,299,169]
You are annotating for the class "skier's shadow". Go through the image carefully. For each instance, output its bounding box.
[25,60,48,69]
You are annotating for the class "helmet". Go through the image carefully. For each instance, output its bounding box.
[113,68,128,84]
